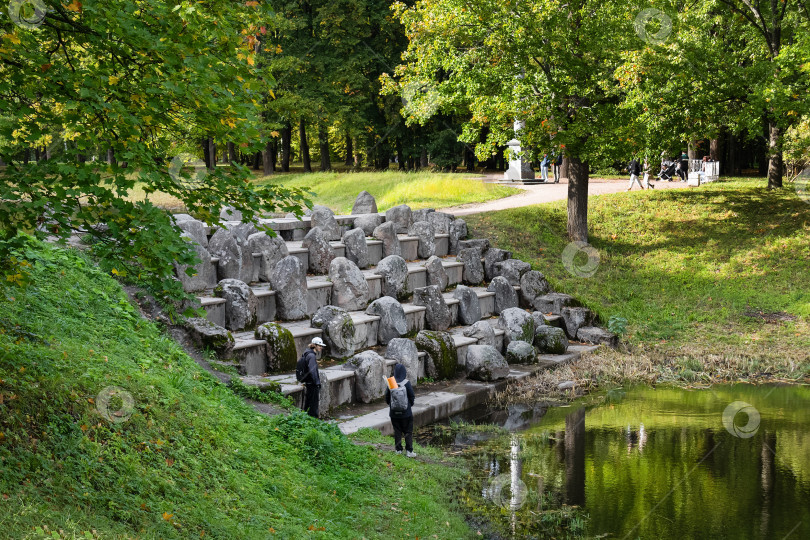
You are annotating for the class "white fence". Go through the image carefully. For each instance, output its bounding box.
[688,159,720,186]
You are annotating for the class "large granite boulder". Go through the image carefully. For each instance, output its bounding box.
[463,320,496,347]
[449,219,467,254]
[457,247,484,285]
[483,248,512,281]
[506,340,536,364]
[494,258,532,286]
[374,255,409,301]
[427,211,453,235]
[487,276,518,314]
[342,228,369,269]
[354,214,382,237]
[311,305,357,358]
[413,285,451,331]
[459,239,489,254]
[224,222,258,244]
[174,233,216,292]
[385,338,420,385]
[269,255,308,320]
[415,330,458,380]
[385,204,413,234]
[329,257,370,311]
[465,345,509,381]
[352,191,378,214]
[248,232,289,282]
[519,270,552,309]
[408,220,436,259]
[498,307,535,347]
[366,296,408,345]
[533,293,577,315]
[219,205,243,222]
[214,278,258,331]
[561,307,594,339]
[311,205,341,241]
[577,326,619,348]
[453,285,481,325]
[343,350,386,403]
[175,216,208,248]
[185,317,234,358]
[255,322,297,371]
[208,228,241,280]
[372,221,401,258]
[424,255,448,291]
[534,325,569,354]
[301,226,335,275]
[412,208,434,223]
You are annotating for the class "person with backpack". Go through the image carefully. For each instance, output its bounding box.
[385,363,416,457]
[296,337,325,418]
[627,156,644,191]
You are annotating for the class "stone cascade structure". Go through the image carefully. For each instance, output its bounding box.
[177,191,617,430]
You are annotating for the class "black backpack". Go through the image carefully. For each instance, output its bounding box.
[296,351,312,383]
[389,379,410,413]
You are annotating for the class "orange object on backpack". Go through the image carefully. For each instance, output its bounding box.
[387,376,398,390]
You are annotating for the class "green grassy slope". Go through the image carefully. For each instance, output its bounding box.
[0,239,474,539]
[467,178,810,371]
[256,171,521,214]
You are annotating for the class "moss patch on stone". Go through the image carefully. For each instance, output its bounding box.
[415,330,458,380]
[255,322,298,372]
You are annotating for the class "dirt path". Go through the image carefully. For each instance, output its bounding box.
[440,176,690,216]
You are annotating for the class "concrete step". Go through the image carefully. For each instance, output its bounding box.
[335,346,599,435]
[200,256,467,327]
[226,286,506,374]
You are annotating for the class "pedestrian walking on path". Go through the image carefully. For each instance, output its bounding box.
[553,152,563,183]
[385,363,416,457]
[627,157,644,191]
[296,337,325,418]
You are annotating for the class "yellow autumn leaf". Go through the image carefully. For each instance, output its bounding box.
[66,0,82,12]
[247,55,255,66]
[109,75,119,85]
[3,33,21,45]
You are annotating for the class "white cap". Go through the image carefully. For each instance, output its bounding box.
[311,337,326,347]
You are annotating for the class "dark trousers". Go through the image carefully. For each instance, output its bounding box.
[391,416,413,452]
[303,384,319,418]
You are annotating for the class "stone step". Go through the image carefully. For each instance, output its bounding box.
[333,345,599,434]
[225,286,506,375]
[199,257,466,327]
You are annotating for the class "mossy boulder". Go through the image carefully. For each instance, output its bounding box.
[497,307,535,347]
[505,340,536,364]
[534,325,569,355]
[255,322,298,372]
[185,317,234,359]
[415,330,458,380]
[311,305,357,359]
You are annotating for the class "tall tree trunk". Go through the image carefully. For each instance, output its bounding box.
[208,138,216,171]
[726,132,737,176]
[420,147,428,169]
[202,138,210,170]
[766,122,783,189]
[687,141,698,160]
[23,148,30,164]
[300,119,311,173]
[709,138,719,161]
[564,408,586,506]
[318,124,331,171]
[281,122,292,172]
[263,139,274,175]
[106,147,115,165]
[567,157,589,242]
[252,151,262,170]
[560,156,570,180]
[344,133,353,166]
[227,142,236,165]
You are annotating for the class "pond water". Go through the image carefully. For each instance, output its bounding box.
[438,384,810,539]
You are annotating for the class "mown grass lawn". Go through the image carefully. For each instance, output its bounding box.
[127,168,521,214]
[467,178,810,384]
[0,239,477,539]
[256,170,521,214]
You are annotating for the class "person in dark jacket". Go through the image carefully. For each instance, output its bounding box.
[553,152,563,183]
[385,363,416,457]
[627,156,643,191]
[301,337,324,418]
